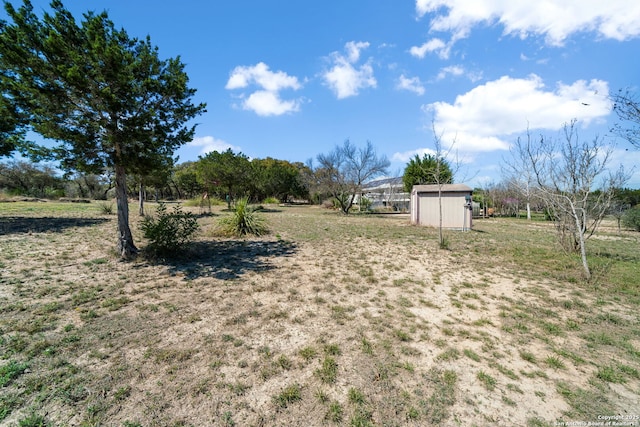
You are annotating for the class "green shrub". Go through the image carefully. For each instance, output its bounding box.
[262,197,279,204]
[140,203,199,255]
[622,206,640,231]
[219,197,268,237]
[183,197,224,207]
[359,196,372,211]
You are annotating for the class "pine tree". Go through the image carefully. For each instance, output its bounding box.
[0,0,206,257]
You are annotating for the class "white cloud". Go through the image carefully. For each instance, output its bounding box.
[436,65,464,80]
[391,148,436,163]
[423,74,612,152]
[243,90,301,117]
[226,62,301,92]
[415,1,640,46]
[225,62,303,116]
[189,136,241,155]
[397,74,425,95]
[344,41,369,63]
[409,38,449,59]
[323,41,377,99]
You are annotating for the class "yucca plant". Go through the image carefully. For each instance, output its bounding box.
[219,197,268,237]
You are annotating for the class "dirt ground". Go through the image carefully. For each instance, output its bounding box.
[1,202,639,426]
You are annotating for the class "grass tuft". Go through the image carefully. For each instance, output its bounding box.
[315,356,338,384]
[273,384,302,408]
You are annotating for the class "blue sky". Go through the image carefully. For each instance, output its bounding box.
[4,0,640,187]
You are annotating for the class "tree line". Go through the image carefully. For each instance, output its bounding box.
[0,154,308,203]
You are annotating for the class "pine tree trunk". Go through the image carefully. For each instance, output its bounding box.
[115,164,138,259]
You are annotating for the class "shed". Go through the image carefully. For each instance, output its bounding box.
[410,184,473,230]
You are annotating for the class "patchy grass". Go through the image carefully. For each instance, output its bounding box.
[0,202,638,425]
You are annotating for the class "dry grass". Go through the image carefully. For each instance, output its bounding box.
[0,201,639,426]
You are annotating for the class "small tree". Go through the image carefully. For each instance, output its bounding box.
[432,131,460,247]
[315,140,389,215]
[524,120,628,280]
[411,124,462,248]
[503,127,538,220]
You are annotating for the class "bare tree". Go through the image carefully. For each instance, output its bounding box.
[418,125,463,248]
[524,120,628,280]
[503,127,538,220]
[315,140,389,214]
[383,170,406,211]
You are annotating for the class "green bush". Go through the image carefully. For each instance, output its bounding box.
[262,196,279,204]
[183,197,224,207]
[219,197,268,237]
[359,196,372,211]
[140,203,199,255]
[622,206,640,231]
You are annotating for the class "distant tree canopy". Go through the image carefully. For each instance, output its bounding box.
[172,161,201,200]
[614,187,640,208]
[251,157,308,203]
[0,0,206,257]
[194,150,308,207]
[0,160,64,198]
[402,153,453,192]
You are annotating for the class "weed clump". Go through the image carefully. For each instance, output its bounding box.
[273,384,302,408]
[98,202,114,215]
[0,360,29,387]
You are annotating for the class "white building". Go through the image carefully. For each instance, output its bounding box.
[360,177,409,211]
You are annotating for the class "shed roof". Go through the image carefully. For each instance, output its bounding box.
[412,184,472,193]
